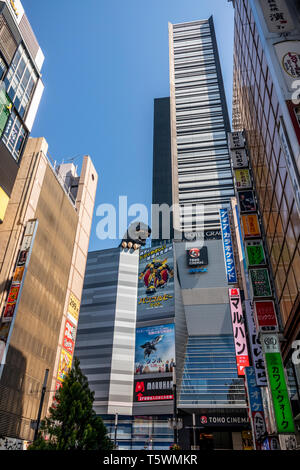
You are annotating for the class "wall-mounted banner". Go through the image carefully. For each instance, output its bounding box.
[254,300,278,332]
[228,131,245,150]
[62,318,76,356]
[286,100,300,146]
[244,300,267,387]
[0,185,9,223]
[238,190,256,213]
[228,288,250,376]
[234,169,252,189]
[135,323,175,376]
[245,240,266,266]
[138,242,174,313]
[241,214,261,238]
[278,434,298,450]
[220,209,237,284]
[274,41,300,95]
[133,377,173,402]
[245,367,266,450]
[259,0,295,33]
[230,149,249,169]
[250,268,272,298]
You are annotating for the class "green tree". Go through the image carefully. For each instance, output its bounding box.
[28,357,114,450]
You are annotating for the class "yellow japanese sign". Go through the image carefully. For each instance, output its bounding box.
[68,292,80,324]
[0,186,9,223]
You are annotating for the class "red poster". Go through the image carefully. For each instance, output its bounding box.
[7,285,20,303]
[254,300,278,330]
[3,303,16,322]
[63,319,76,355]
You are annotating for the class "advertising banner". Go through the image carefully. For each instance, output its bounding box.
[254,300,278,332]
[238,190,256,213]
[245,240,266,266]
[250,268,272,298]
[245,367,266,450]
[133,377,173,402]
[244,300,267,386]
[228,131,245,149]
[230,148,248,169]
[57,349,73,383]
[137,242,174,314]
[0,185,9,223]
[135,323,175,376]
[241,214,261,238]
[219,209,237,284]
[234,169,252,189]
[62,318,76,356]
[274,41,300,94]
[259,0,295,33]
[261,334,295,434]
[228,288,250,376]
[67,292,80,325]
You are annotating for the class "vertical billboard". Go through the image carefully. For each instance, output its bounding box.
[219,209,237,284]
[245,367,266,450]
[137,242,174,317]
[244,300,267,387]
[261,334,295,434]
[134,323,175,402]
[228,288,250,376]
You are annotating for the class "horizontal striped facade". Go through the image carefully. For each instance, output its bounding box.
[170,18,234,231]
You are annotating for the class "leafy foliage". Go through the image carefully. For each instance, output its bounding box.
[28,357,114,450]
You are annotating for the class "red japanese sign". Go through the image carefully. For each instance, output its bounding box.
[254,300,278,331]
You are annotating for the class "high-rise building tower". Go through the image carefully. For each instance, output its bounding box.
[168,17,234,234]
[0,137,97,446]
[0,0,45,224]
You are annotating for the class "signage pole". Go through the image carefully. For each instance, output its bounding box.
[34,368,49,441]
[114,412,118,448]
[173,365,177,444]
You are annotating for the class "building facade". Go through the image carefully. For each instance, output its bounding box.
[168,17,234,234]
[0,0,44,224]
[230,0,300,428]
[0,137,97,443]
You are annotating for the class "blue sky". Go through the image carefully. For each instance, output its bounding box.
[22,0,234,251]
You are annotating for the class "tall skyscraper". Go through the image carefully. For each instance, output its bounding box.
[0,0,44,224]
[168,17,234,234]
[230,0,300,434]
[0,137,97,445]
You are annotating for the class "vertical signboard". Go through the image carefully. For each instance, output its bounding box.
[254,300,278,332]
[259,0,295,33]
[250,268,272,298]
[0,219,38,366]
[220,209,237,284]
[228,288,250,376]
[245,367,266,450]
[244,300,267,387]
[262,334,295,434]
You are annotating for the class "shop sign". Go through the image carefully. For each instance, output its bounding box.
[250,268,272,298]
[259,0,295,33]
[67,292,80,325]
[245,367,266,449]
[228,288,250,376]
[241,214,261,238]
[254,300,278,332]
[134,377,173,402]
[186,246,208,267]
[245,240,266,266]
[228,131,245,149]
[234,169,252,189]
[238,190,257,213]
[220,209,237,284]
[274,41,300,94]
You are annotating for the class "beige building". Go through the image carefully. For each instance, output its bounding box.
[0,137,97,443]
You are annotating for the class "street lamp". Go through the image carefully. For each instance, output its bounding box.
[168,365,183,444]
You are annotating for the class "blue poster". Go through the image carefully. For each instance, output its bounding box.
[135,324,175,375]
[219,208,237,284]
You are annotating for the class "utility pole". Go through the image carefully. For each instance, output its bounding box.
[34,368,49,441]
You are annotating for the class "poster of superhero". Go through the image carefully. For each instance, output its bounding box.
[137,242,174,314]
[134,324,175,375]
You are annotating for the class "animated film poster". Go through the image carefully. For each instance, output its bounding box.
[135,324,175,376]
[137,242,174,315]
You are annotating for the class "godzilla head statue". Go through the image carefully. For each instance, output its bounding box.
[120,222,151,250]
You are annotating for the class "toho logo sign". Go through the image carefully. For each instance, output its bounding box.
[199,415,249,426]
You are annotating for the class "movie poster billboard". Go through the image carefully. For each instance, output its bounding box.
[137,242,174,316]
[134,324,175,376]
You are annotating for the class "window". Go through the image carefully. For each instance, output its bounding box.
[2,110,27,161]
[4,45,37,118]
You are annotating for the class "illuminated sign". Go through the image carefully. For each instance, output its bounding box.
[244,300,267,387]
[134,378,173,402]
[228,288,250,376]
[241,214,261,238]
[254,300,278,332]
[245,240,266,266]
[234,169,252,189]
[238,190,257,213]
[245,367,266,450]
[220,209,237,284]
[187,246,208,267]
